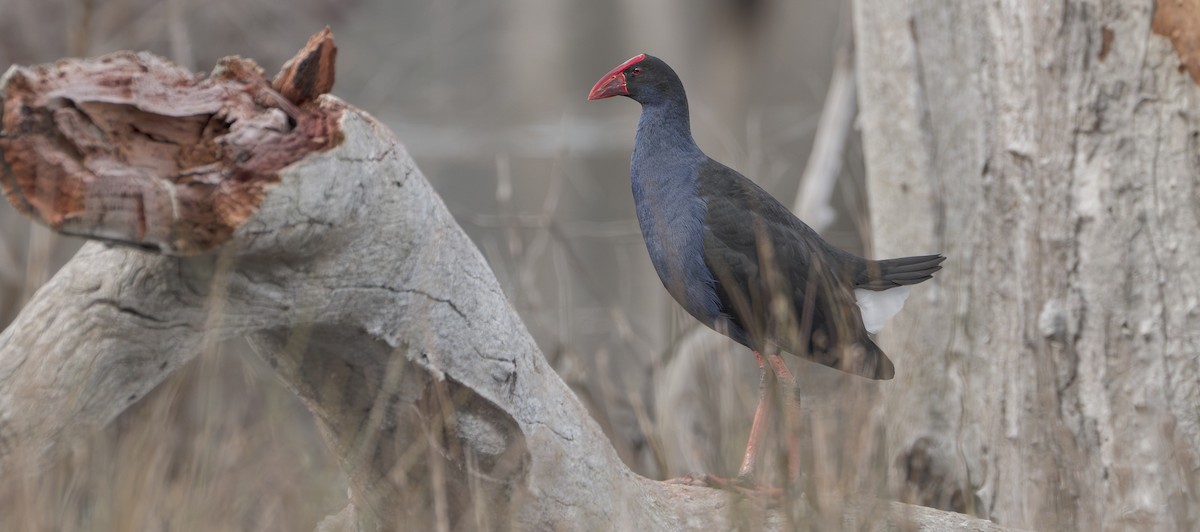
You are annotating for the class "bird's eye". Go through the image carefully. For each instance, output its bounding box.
[631,67,642,75]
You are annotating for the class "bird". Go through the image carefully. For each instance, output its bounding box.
[587,53,945,488]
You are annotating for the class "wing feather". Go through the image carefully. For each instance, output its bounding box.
[696,159,894,379]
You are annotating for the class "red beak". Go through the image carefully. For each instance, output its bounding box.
[588,54,646,100]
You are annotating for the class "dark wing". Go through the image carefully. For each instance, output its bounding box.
[856,254,946,290]
[697,159,894,379]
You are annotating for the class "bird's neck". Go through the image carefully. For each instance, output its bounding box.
[633,99,703,165]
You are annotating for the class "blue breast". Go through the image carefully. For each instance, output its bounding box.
[630,144,722,325]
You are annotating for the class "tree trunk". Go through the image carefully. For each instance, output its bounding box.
[0,28,1021,532]
[856,1,1200,529]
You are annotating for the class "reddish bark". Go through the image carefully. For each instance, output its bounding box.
[0,30,340,255]
[1152,0,1200,84]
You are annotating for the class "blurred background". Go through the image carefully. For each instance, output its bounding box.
[0,0,876,529]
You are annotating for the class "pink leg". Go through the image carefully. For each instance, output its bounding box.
[665,351,800,495]
[765,353,802,481]
[764,353,795,385]
[737,351,774,478]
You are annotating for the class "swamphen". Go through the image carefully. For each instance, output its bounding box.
[588,54,945,487]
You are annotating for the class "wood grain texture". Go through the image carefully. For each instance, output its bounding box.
[273,26,338,106]
[856,0,1200,529]
[0,52,333,255]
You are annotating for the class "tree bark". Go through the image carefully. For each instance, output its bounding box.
[0,29,1018,531]
[856,1,1200,529]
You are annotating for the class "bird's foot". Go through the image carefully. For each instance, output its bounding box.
[665,474,783,497]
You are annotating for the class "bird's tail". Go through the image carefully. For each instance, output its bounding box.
[851,253,945,336]
[855,254,946,290]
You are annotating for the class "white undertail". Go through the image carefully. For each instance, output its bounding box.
[854,286,911,334]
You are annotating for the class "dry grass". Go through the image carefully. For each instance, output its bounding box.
[0,341,346,532]
[0,0,877,529]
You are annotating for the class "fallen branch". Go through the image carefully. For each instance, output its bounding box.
[0,30,1014,531]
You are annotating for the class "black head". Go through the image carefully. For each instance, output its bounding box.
[587,54,684,106]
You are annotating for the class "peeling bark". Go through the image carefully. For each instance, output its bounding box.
[0,31,1017,531]
[0,52,333,255]
[857,1,1200,530]
[273,26,338,107]
[1152,0,1200,84]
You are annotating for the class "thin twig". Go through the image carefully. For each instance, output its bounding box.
[792,31,857,233]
